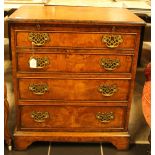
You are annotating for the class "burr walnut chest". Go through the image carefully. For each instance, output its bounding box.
[8,6,145,150]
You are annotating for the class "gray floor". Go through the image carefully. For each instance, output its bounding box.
[5,143,150,155]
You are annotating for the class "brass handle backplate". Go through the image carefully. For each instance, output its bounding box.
[102,35,123,48]
[31,111,49,122]
[28,32,49,46]
[100,58,120,71]
[96,112,114,123]
[98,84,117,97]
[29,83,48,95]
[29,56,49,68]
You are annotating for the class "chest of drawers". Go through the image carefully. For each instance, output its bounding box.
[8,6,145,150]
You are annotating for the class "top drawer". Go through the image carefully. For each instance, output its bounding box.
[16,31,136,49]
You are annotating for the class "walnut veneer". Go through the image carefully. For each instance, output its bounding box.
[8,6,145,150]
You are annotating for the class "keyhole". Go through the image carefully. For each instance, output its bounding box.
[36,24,41,30]
[112,26,116,32]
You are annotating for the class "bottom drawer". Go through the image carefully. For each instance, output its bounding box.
[20,105,126,131]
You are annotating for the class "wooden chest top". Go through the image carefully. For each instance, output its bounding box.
[8,6,145,25]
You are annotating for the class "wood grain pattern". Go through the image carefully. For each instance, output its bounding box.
[16,31,136,49]
[9,6,145,150]
[14,130,130,150]
[17,53,133,73]
[20,105,126,131]
[8,6,144,25]
[18,78,130,101]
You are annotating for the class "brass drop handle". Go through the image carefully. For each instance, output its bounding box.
[31,111,49,122]
[29,83,48,95]
[96,112,114,123]
[102,34,123,48]
[100,58,120,71]
[98,84,117,97]
[29,56,49,69]
[28,32,49,46]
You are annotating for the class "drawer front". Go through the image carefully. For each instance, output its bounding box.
[17,53,132,73]
[18,78,130,101]
[20,105,126,131]
[20,105,73,129]
[16,31,136,49]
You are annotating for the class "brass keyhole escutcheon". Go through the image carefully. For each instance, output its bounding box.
[29,83,49,95]
[98,84,118,97]
[102,34,123,48]
[29,56,49,69]
[28,32,49,46]
[100,58,120,71]
[96,112,114,123]
[31,111,49,122]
